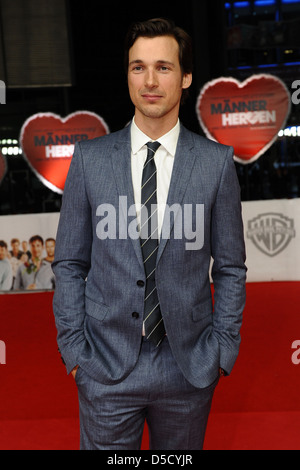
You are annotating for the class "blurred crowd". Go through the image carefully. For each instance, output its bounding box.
[0,236,55,291]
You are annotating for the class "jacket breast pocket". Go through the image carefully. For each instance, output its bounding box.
[192,298,213,323]
[85,296,109,323]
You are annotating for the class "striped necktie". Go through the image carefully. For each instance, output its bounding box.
[140,141,166,347]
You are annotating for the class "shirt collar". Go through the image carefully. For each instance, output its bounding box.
[131,117,180,157]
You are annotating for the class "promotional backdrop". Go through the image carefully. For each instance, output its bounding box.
[0,199,299,291]
[0,73,297,291]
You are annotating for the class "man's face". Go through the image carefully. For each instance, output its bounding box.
[30,240,43,259]
[127,36,192,128]
[45,241,55,257]
[0,247,6,260]
[11,241,20,253]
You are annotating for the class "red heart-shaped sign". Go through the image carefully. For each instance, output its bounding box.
[0,149,7,186]
[20,111,109,193]
[196,74,291,164]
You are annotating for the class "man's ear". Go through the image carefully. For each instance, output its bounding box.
[182,73,192,90]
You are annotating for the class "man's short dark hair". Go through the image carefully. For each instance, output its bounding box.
[0,240,7,249]
[124,18,193,102]
[29,235,44,245]
[45,238,56,244]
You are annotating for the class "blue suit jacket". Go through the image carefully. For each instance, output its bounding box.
[52,123,246,388]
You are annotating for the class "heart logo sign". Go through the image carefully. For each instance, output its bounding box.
[196,74,291,164]
[0,149,7,186]
[20,111,109,193]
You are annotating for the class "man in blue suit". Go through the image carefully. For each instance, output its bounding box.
[52,18,246,450]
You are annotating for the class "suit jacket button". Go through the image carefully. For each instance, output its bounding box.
[132,312,140,319]
[137,280,145,287]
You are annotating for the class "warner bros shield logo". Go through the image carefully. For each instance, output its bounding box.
[247,212,296,257]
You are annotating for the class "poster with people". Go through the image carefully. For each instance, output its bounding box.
[0,212,59,292]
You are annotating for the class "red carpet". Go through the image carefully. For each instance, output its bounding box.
[0,282,299,450]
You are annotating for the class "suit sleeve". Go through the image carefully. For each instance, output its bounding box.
[52,142,92,374]
[210,146,247,375]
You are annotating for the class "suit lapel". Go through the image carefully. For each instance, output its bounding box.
[110,125,145,269]
[157,125,196,265]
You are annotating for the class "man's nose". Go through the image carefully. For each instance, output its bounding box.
[145,69,158,88]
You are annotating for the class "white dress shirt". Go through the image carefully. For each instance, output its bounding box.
[130,117,180,238]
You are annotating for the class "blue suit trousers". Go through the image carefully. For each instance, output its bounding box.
[75,337,219,450]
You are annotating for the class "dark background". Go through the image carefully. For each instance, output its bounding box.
[0,0,300,214]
